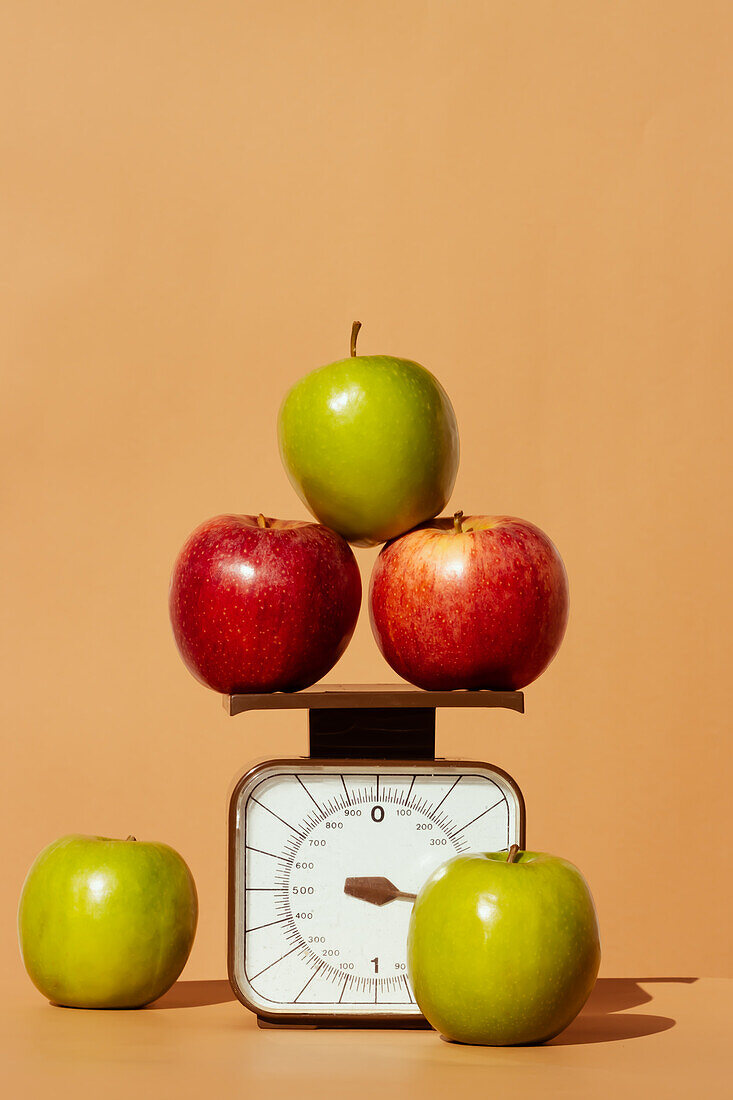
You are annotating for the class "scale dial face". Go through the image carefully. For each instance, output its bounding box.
[229,760,524,1022]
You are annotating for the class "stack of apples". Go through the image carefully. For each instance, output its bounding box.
[167,324,598,1047]
[170,322,569,696]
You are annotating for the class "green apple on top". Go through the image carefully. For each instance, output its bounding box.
[407,847,600,1045]
[18,834,198,1009]
[278,322,459,546]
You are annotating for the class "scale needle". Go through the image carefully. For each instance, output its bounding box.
[344,877,417,906]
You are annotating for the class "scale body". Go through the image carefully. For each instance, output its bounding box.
[226,684,525,1028]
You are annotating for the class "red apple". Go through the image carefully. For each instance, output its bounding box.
[369,513,568,691]
[169,514,361,693]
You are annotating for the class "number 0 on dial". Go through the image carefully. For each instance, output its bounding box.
[228,760,525,1024]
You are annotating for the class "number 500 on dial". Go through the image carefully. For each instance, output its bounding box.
[228,760,525,1025]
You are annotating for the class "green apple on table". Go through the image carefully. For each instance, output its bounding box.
[18,834,198,1008]
[278,322,459,546]
[407,847,600,1045]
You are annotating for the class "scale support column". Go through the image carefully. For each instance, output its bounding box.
[308,707,436,759]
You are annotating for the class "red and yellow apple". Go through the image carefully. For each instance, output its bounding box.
[169,514,361,694]
[369,513,568,690]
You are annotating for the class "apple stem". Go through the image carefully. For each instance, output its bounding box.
[126,836,137,842]
[453,510,464,534]
[350,320,362,357]
[257,514,268,529]
[506,844,520,864]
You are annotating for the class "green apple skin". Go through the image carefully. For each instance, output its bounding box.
[407,851,600,1045]
[278,354,459,546]
[18,835,198,1009]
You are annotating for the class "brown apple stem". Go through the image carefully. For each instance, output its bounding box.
[126,836,137,842]
[453,510,464,534]
[506,844,520,864]
[257,514,268,529]
[350,320,362,357]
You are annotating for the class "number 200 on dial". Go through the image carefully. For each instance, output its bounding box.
[228,761,524,1023]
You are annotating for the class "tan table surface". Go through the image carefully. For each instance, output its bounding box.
[4,975,729,1099]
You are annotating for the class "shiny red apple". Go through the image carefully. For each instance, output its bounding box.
[169,514,361,693]
[369,512,568,691]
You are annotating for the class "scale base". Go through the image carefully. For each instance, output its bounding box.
[257,1015,433,1031]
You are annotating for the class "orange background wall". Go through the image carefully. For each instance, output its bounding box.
[2,0,732,985]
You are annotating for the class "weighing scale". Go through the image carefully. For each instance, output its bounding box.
[226,683,525,1028]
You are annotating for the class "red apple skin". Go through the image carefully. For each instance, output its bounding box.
[169,515,361,694]
[369,515,568,691]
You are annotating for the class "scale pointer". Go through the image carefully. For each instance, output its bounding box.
[344,877,417,906]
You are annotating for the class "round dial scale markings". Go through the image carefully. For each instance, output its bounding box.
[232,764,521,1018]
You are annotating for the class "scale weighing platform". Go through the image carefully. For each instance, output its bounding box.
[225,683,525,1028]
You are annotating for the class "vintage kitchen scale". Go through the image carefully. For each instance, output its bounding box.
[225,683,525,1028]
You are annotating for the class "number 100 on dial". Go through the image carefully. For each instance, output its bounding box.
[228,760,524,1024]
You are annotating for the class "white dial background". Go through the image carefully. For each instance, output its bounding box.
[232,763,521,1017]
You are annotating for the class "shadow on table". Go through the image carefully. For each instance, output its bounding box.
[148,980,236,1009]
[549,977,697,1045]
[148,975,697,1041]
